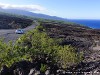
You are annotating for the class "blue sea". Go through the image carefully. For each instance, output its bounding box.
[69,19,100,29]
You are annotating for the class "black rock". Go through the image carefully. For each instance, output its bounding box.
[0,65,10,75]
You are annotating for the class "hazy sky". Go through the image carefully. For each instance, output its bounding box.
[0,0,100,19]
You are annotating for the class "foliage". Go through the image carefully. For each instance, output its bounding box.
[0,25,83,69]
[40,64,47,73]
[57,45,82,68]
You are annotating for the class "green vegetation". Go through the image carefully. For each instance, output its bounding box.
[0,25,83,69]
[40,64,47,73]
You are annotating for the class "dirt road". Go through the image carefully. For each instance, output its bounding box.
[0,24,37,43]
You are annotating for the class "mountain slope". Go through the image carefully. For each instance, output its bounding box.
[0,12,33,29]
[0,8,67,21]
[40,21,100,61]
[0,14,100,74]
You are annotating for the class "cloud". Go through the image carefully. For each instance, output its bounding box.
[0,3,57,16]
[0,3,46,12]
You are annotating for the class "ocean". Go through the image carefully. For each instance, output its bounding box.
[69,19,100,29]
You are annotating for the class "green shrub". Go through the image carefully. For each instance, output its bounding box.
[0,25,83,69]
[57,45,80,68]
[16,25,82,68]
[40,64,47,73]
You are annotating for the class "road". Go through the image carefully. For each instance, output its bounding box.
[0,24,37,43]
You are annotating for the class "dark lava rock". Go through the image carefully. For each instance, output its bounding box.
[0,65,10,75]
[9,60,32,75]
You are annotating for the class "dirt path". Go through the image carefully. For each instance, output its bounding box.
[0,24,37,43]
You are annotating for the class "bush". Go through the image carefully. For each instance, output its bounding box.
[57,45,81,68]
[16,25,82,68]
[0,25,83,69]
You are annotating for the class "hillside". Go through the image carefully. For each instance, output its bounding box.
[0,13,33,29]
[0,15,100,74]
[0,8,67,21]
[40,21,100,73]
[40,21,100,57]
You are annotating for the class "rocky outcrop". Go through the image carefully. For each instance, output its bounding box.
[41,21,100,57]
[40,21,100,75]
[1,60,100,75]
[0,13,33,29]
[0,60,59,75]
[66,61,100,75]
